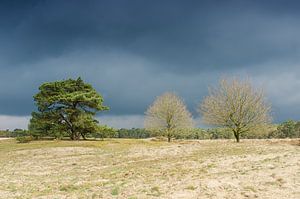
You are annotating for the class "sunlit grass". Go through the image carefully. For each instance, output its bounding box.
[0,138,298,198]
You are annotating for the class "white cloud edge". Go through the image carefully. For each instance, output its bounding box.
[0,115,146,130]
[0,115,31,130]
[0,114,206,130]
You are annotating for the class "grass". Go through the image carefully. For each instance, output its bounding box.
[0,138,299,198]
[111,186,119,196]
[185,185,197,190]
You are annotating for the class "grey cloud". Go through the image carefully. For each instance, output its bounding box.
[0,115,30,130]
[97,115,145,129]
[2,0,300,72]
[1,0,300,126]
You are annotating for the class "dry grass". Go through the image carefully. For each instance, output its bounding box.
[0,138,299,199]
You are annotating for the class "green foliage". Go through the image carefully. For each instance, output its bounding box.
[113,128,230,140]
[117,128,150,139]
[206,128,233,139]
[72,114,100,139]
[0,129,29,137]
[12,129,29,137]
[242,124,276,139]
[111,187,119,196]
[174,128,232,140]
[16,136,32,143]
[29,77,109,140]
[147,128,196,142]
[174,128,211,139]
[268,120,300,138]
[92,125,117,140]
[28,112,63,139]
[0,129,10,137]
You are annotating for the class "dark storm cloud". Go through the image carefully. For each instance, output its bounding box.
[1,0,300,127]
[2,0,300,70]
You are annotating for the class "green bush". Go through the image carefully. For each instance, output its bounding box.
[268,120,300,138]
[242,125,277,139]
[116,128,150,139]
[174,128,211,139]
[92,125,117,140]
[16,136,32,143]
[207,128,233,139]
[0,130,11,137]
[0,129,29,137]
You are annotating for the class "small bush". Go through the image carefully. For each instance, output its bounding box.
[116,128,150,139]
[111,187,119,195]
[16,136,32,143]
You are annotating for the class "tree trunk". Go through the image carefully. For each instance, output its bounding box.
[75,132,80,140]
[70,132,75,140]
[81,132,86,140]
[233,131,240,143]
[166,123,172,143]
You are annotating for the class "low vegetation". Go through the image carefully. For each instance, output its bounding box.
[0,77,295,143]
[0,138,298,198]
[0,77,299,198]
[2,121,299,142]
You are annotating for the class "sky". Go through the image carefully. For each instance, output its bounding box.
[1,0,300,130]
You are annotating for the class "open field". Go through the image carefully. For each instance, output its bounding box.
[0,139,299,199]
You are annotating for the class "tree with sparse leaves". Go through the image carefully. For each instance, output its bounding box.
[144,92,194,142]
[30,77,108,140]
[199,78,272,142]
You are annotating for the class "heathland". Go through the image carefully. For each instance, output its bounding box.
[0,138,299,199]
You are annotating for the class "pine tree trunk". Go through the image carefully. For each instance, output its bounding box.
[71,132,75,140]
[81,132,86,140]
[75,132,80,140]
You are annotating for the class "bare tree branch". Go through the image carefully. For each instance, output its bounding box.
[145,92,194,142]
[199,77,272,142]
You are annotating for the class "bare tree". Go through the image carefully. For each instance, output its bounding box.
[199,78,272,142]
[145,92,194,142]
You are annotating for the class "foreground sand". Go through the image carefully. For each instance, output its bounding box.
[0,139,299,199]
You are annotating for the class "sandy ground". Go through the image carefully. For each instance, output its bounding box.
[0,138,11,140]
[0,139,299,199]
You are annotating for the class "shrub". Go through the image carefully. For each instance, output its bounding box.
[243,124,277,139]
[207,128,233,139]
[116,128,150,139]
[16,136,32,143]
[92,125,117,140]
[269,120,300,138]
[0,130,11,137]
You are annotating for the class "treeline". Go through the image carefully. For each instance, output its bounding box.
[2,77,299,143]
[0,128,150,139]
[2,120,300,141]
[0,129,28,138]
